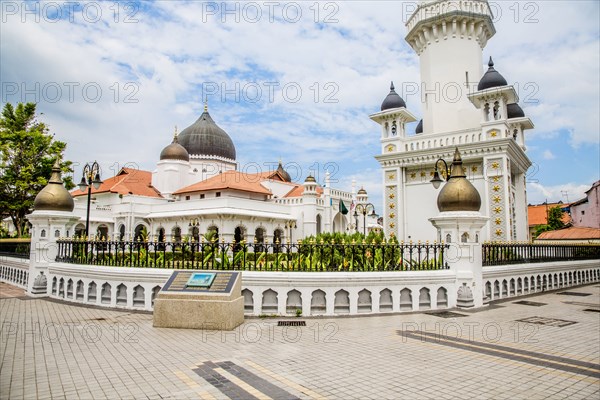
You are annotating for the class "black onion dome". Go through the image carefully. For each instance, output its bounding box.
[415,119,423,134]
[160,133,189,161]
[381,81,406,111]
[507,103,525,119]
[276,161,292,182]
[477,57,508,91]
[178,110,236,160]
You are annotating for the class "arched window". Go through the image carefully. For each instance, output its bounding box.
[461,232,469,243]
[316,214,322,235]
[483,103,490,121]
[119,225,125,241]
[40,229,46,238]
[493,101,500,120]
[445,233,451,243]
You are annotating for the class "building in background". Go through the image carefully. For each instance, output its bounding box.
[527,202,571,241]
[536,180,600,243]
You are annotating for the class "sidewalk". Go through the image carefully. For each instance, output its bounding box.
[1,282,598,399]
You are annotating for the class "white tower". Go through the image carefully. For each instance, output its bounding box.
[373,0,533,243]
[405,0,496,134]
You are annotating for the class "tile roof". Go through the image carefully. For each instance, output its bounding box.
[173,171,272,195]
[536,226,600,240]
[527,202,571,226]
[71,168,162,198]
[283,184,324,198]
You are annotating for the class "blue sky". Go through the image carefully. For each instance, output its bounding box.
[1,0,599,211]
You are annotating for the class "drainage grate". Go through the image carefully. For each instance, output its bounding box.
[513,300,547,307]
[277,321,306,327]
[557,292,591,297]
[516,316,577,327]
[426,311,468,318]
[583,309,600,313]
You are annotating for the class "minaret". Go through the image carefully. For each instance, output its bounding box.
[302,175,319,237]
[405,0,496,134]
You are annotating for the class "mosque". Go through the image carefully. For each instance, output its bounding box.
[41,0,532,245]
[68,103,371,244]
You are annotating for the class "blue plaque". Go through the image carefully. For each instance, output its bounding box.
[185,272,216,288]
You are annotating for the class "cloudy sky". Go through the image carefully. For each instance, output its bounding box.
[1,0,599,210]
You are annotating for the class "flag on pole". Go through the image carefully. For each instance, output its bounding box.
[339,199,348,215]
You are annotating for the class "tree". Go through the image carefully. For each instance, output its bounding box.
[535,206,567,238]
[0,102,73,237]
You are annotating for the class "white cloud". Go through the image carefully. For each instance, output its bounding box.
[527,182,592,205]
[1,0,598,204]
[542,150,555,160]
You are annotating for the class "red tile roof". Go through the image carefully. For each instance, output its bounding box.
[528,203,571,226]
[537,227,600,240]
[284,184,324,198]
[173,171,272,195]
[71,168,162,198]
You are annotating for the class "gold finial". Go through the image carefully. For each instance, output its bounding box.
[174,125,178,138]
[203,98,208,112]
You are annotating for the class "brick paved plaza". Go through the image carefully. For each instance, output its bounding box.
[1,282,599,399]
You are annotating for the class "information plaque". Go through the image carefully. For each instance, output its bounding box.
[153,270,244,331]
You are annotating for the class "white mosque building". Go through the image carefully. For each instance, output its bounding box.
[371,0,533,243]
[69,104,371,244]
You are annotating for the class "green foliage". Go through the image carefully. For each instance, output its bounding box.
[534,206,567,238]
[303,231,393,245]
[0,102,73,237]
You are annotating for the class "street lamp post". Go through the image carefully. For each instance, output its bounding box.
[430,158,450,189]
[354,203,377,236]
[77,162,103,238]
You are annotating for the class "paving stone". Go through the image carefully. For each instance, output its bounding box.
[0,283,599,399]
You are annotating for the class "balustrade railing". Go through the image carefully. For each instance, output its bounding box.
[55,239,449,271]
[0,240,31,259]
[482,243,600,266]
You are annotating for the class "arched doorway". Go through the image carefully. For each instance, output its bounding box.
[97,225,109,241]
[316,214,322,235]
[205,226,218,242]
[74,223,85,238]
[234,226,245,251]
[255,227,265,252]
[134,224,147,241]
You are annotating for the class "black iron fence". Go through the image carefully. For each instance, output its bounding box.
[482,243,600,266]
[0,240,31,259]
[55,239,449,271]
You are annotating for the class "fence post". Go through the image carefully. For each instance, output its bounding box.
[429,213,488,309]
[26,211,80,296]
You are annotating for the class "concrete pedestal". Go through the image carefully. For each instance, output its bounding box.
[153,271,244,330]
